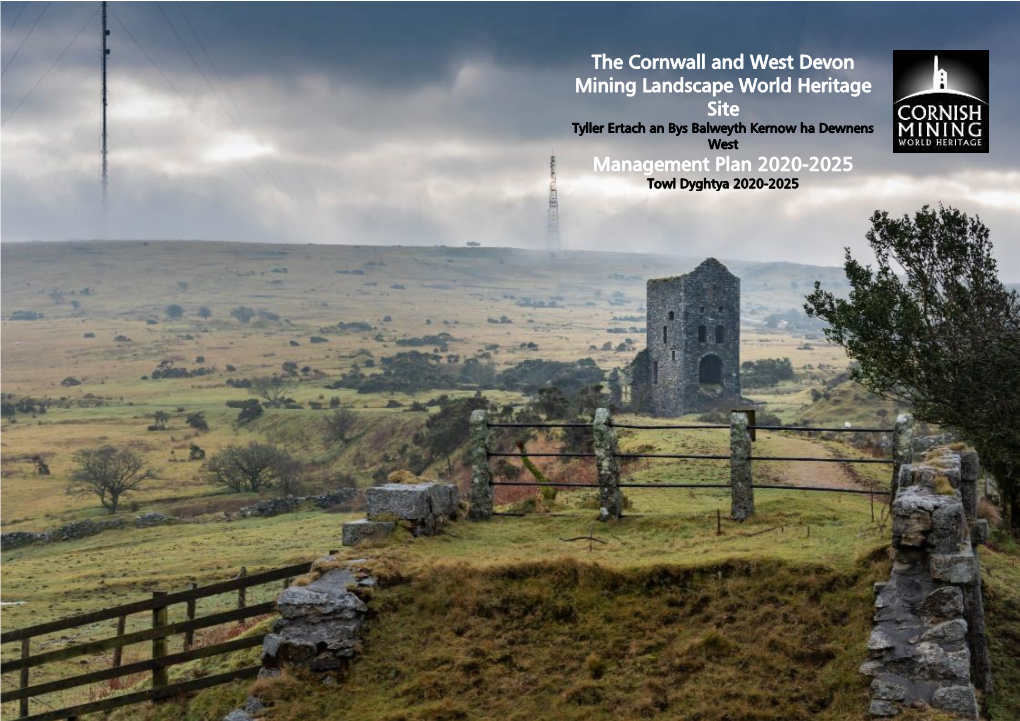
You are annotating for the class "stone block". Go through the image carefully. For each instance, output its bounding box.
[365,482,458,535]
[868,628,895,654]
[871,677,907,701]
[894,510,931,547]
[868,699,899,717]
[915,586,964,623]
[919,619,968,644]
[342,519,394,547]
[912,643,970,681]
[930,552,976,585]
[366,482,458,521]
[970,519,989,546]
[929,501,965,553]
[932,685,978,719]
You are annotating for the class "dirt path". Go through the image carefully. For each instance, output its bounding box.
[755,434,880,491]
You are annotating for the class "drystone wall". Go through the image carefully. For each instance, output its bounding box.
[861,449,991,719]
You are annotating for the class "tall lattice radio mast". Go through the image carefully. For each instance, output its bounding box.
[546,153,560,253]
[100,1,110,234]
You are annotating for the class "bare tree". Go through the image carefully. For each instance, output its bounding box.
[322,406,359,444]
[69,447,153,514]
[249,375,294,408]
[273,453,305,496]
[206,442,286,493]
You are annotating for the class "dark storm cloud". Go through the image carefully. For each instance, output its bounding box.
[1,2,1018,277]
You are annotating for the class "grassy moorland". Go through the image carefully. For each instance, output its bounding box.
[1,241,1016,720]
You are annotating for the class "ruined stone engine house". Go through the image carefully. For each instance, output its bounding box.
[647,258,741,417]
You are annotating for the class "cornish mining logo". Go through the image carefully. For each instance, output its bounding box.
[893,50,989,153]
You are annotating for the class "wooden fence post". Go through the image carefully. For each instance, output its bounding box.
[19,638,29,718]
[236,568,248,627]
[467,409,493,521]
[112,614,127,667]
[730,411,755,521]
[891,413,914,501]
[184,583,197,651]
[151,591,168,691]
[592,408,622,520]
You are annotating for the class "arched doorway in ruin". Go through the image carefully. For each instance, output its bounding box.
[698,354,723,389]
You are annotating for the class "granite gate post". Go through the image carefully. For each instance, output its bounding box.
[891,414,915,500]
[468,409,493,521]
[730,411,754,520]
[593,408,623,521]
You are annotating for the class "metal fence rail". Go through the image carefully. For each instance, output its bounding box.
[467,408,910,521]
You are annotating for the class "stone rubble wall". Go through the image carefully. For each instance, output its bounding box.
[861,449,991,719]
[238,488,357,518]
[1,513,175,551]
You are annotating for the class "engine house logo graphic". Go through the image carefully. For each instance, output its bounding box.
[893,50,989,153]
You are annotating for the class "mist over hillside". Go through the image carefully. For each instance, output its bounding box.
[0,240,847,326]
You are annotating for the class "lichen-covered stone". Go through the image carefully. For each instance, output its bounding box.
[868,628,895,654]
[970,519,989,546]
[647,259,741,417]
[593,408,622,521]
[932,685,978,719]
[342,519,395,547]
[916,586,964,623]
[919,619,967,644]
[891,414,915,499]
[868,699,899,717]
[929,501,965,553]
[365,482,457,535]
[912,643,970,681]
[467,409,493,521]
[729,411,754,521]
[871,678,907,701]
[930,552,976,584]
[263,559,373,674]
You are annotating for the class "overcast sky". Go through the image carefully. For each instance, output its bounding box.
[1,2,1018,277]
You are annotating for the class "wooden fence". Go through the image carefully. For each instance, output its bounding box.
[1,557,322,721]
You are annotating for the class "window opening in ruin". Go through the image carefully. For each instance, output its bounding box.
[715,325,725,343]
[668,311,675,321]
[698,325,707,342]
[663,326,668,344]
[653,361,659,385]
[671,350,676,361]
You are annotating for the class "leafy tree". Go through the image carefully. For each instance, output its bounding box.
[206,442,287,493]
[534,387,570,419]
[741,358,796,388]
[148,411,170,431]
[322,406,359,444]
[166,304,184,319]
[69,447,153,513]
[415,395,490,463]
[198,307,212,319]
[231,306,256,323]
[805,205,1020,529]
[186,412,209,431]
[249,375,294,408]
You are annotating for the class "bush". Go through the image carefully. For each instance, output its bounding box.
[186,412,209,431]
[741,358,796,388]
[230,306,256,323]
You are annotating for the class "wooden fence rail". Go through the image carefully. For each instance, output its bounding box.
[1,557,320,720]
